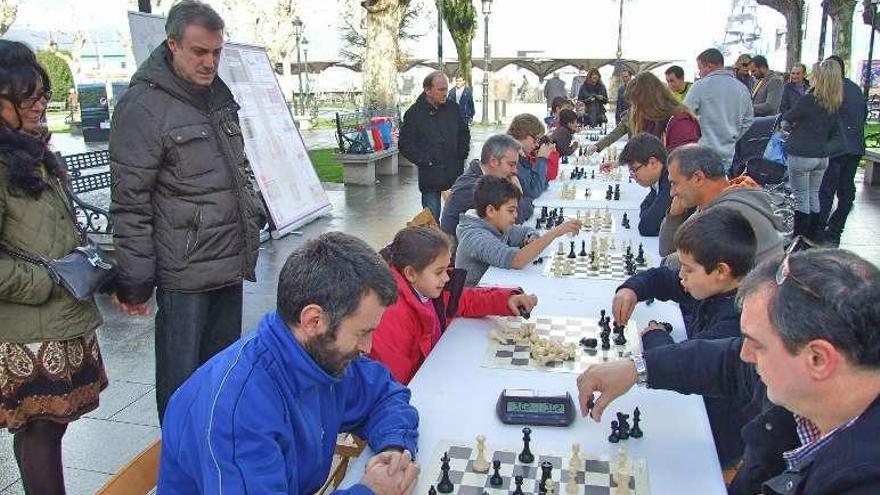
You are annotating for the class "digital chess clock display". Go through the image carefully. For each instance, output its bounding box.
[496,389,575,427]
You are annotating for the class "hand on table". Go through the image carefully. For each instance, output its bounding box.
[585,145,598,156]
[611,288,638,326]
[599,161,615,173]
[570,140,580,149]
[111,293,151,316]
[508,293,538,316]
[576,360,638,422]
[363,449,420,495]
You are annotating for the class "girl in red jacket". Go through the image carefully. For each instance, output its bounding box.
[369,227,538,385]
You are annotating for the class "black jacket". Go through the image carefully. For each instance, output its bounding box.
[828,78,867,158]
[620,267,748,467]
[109,42,267,304]
[778,81,808,115]
[577,81,608,126]
[782,92,839,158]
[638,168,672,237]
[645,337,880,495]
[399,93,471,193]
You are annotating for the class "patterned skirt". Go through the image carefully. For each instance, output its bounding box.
[0,331,108,432]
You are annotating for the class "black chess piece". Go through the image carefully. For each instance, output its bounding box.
[579,337,598,348]
[535,218,544,230]
[621,212,628,225]
[613,323,625,335]
[591,170,595,179]
[599,309,606,322]
[630,407,644,438]
[570,169,576,180]
[628,175,633,183]
[512,475,525,495]
[601,334,611,350]
[556,216,564,227]
[636,244,646,265]
[429,485,437,495]
[589,250,596,264]
[613,189,620,201]
[518,427,534,463]
[608,420,620,443]
[560,208,565,217]
[625,260,636,276]
[561,155,569,165]
[613,332,627,346]
[438,452,454,493]
[579,240,587,257]
[605,185,613,200]
[617,412,631,440]
[490,460,504,486]
[625,245,633,259]
[567,241,577,259]
[539,461,553,494]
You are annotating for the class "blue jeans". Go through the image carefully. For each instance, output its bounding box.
[422,191,442,223]
[787,155,828,213]
[155,283,243,423]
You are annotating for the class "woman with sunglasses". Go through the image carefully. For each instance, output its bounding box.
[0,40,108,494]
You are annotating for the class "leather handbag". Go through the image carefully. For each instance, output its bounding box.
[0,183,116,302]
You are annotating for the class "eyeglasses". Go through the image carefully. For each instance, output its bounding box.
[627,163,644,176]
[775,236,820,299]
[19,90,53,109]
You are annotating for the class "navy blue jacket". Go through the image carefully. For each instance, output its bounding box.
[619,266,747,467]
[645,338,880,495]
[782,92,839,158]
[778,81,809,115]
[447,86,475,123]
[439,160,534,238]
[828,78,867,158]
[158,311,420,495]
[638,168,672,237]
[517,154,548,200]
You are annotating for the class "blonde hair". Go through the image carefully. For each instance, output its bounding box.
[624,72,696,135]
[811,59,843,114]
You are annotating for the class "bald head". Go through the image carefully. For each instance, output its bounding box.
[423,71,449,106]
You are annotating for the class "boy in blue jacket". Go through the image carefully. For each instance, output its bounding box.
[158,232,420,495]
[611,206,757,468]
[616,133,673,237]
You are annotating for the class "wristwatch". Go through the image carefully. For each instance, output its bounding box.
[631,353,648,387]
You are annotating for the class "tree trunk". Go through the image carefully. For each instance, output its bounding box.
[441,0,476,86]
[862,0,880,31]
[829,0,857,73]
[364,0,404,109]
[757,0,804,71]
[451,35,472,85]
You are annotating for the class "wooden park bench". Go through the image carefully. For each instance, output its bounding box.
[334,108,400,185]
[62,149,114,246]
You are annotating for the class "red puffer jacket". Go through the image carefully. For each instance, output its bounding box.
[369,266,519,384]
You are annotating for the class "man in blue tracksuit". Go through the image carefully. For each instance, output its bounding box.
[158,232,420,495]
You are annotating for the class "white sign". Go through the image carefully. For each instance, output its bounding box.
[126,12,331,239]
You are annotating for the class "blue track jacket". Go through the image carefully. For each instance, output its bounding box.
[157,311,420,495]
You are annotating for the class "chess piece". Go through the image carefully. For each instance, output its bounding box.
[569,443,583,471]
[614,469,630,495]
[567,241,577,259]
[429,486,437,495]
[636,244,645,265]
[545,478,555,495]
[489,460,503,486]
[616,445,629,471]
[608,420,620,443]
[591,170,595,179]
[473,435,490,473]
[630,407,644,438]
[579,240,587,257]
[617,412,631,440]
[539,461,553,494]
[614,331,627,346]
[579,337,598,348]
[438,452,454,493]
[518,427,534,463]
[565,469,579,494]
[512,475,525,495]
[601,334,611,350]
[605,185,613,200]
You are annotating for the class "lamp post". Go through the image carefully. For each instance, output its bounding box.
[292,16,304,116]
[481,0,492,125]
[303,37,311,117]
[437,0,444,70]
[615,0,624,59]
[866,1,880,99]
[818,0,829,62]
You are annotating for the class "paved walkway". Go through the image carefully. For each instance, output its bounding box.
[3,115,879,493]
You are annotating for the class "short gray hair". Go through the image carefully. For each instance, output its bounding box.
[166,0,225,41]
[423,71,446,90]
[736,249,880,369]
[481,134,522,164]
[667,144,727,179]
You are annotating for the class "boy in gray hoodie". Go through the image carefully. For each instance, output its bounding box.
[456,176,582,286]
[659,144,784,264]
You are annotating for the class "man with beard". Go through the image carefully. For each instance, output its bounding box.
[158,232,421,495]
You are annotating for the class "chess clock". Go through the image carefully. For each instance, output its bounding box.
[496,389,575,427]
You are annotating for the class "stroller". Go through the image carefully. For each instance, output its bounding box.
[730,114,795,236]
[730,115,787,185]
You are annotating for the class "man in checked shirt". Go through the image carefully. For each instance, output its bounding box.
[576,246,880,495]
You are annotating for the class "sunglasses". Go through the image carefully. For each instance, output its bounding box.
[775,236,820,299]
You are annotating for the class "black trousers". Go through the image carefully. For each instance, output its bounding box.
[818,153,860,237]
[154,283,243,423]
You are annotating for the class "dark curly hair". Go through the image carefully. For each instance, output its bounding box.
[0,39,67,198]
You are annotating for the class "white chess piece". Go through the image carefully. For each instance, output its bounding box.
[617,445,628,471]
[545,478,555,495]
[472,435,490,473]
[569,443,582,471]
[614,469,629,495]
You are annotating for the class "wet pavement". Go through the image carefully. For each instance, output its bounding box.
[2,109,879,493]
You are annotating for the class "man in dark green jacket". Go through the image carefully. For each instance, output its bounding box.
[109,0,266,421]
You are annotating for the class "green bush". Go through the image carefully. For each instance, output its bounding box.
[36,50,73,103]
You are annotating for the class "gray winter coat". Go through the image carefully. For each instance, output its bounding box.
[109,42,267,304]
[455,210,538,286]
[659,186,784,264]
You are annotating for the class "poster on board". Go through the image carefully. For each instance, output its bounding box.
[127,11,331,239]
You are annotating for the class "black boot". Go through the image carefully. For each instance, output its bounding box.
[807,213,823,242]
[792,211,811,238]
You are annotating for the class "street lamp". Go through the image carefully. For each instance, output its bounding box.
[292,16,304,116]
[302,37,311,117]
[481,0,492,125]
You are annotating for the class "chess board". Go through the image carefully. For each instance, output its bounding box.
[536,210,616,234]
[542,251,651,282]
[482,316,640,373]
[421,439,651,495]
